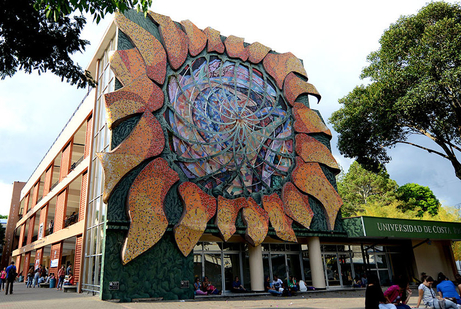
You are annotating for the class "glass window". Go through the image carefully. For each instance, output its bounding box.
[204,253,222,291]
[194,254,203,280]
[203,242,221,251]
[223,253,240,290]
[287,253,302,280]
[271,253,287,281]
[323,254,340,286]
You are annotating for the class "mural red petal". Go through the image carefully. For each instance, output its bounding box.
[242,198,269,247]
[282,182,314,229]
[292,158,342,230]
[224,35,249,61]
[175,182,217,256]
[262,52,307,89]
[148,12,189,70]
[115,13,167,84]
[97,112,165,203]
[204,27,225,53]
[262,193,297,242]
[122,158,179,264]
[180,20,207,57]
[293,102,332,136]
[216,196,247,241]
[284,72,321,106]
[295,134,339,172]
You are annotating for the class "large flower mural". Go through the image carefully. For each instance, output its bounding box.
[98,11,343,264]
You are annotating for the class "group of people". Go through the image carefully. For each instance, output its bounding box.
[265,275,311,296]
[26,264,49,288]
[193,276,221,295]
[0,261,75,295]
[194,274,312,296]
[366,271,461,309]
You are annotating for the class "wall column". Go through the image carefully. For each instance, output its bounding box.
[308,237,326,289]
[248,245,264,291]
[15,255,22,276]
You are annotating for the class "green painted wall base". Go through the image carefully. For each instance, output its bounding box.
[101,231,194,302]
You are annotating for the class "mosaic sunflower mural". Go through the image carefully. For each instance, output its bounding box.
[98,11,342,265]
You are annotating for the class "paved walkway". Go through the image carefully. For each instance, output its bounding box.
[0,283,422,309]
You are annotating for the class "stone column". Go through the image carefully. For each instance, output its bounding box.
[248,245,264,291]
[308,237,326,289]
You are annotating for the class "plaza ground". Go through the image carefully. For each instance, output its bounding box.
[0,283,425,309]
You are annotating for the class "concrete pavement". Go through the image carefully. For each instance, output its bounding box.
[0,282,422,309]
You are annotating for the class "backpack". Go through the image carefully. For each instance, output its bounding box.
[8,267,17,280]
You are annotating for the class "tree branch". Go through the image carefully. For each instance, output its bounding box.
[396,141,450,159]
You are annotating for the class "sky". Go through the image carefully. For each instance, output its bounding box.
[1,0,460,216]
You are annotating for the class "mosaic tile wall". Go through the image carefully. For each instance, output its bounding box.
[99,10,344,301]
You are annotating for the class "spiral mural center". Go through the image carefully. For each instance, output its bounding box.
[165,56,294,196]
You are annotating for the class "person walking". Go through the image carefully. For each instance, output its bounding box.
[26,266,33,288]
[5,261,17,295]
[33,266,41,288]
[0,267,6,290]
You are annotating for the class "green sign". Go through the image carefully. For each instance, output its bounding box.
[344,216,461,240]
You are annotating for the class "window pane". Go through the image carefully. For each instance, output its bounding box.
[194,254,202,280]
[271,253,287,281]
[223,253,241,290]
[204,253,222,292]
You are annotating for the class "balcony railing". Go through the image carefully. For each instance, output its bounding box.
[69,155,85,172]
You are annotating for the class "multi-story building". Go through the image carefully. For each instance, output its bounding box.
[4,10,461,302]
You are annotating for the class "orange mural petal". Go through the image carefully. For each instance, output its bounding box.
[262,193,297,242]
[148,12,189,70]
[282,182,314,229]
[293,102,332,136]
[295,134,339,172]
[175,182,217,256]
[247,42,271,64]
[203,27,225,54]
[121,158,179,264]
[180,20,207,57]
[262,52,307,89]
[292,158,342,230]
[224,35,249,61]
[242,198,269,247]
[104,75,164,129]
[284,72,321,106]
[115,12,167,84]
[216,196,247,241]
[109,49,146,86]
[97,112,165,203]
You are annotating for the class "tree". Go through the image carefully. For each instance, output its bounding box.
[0,0,151,88]
[0,0,94,88]
[397,183,440,217]
[33,0,152,23]
[337,161,400,217]
[329,2,461,180]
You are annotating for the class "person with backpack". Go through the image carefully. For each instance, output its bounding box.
[5,261,17,295]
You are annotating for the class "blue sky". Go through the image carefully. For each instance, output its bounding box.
[1,0,460,215]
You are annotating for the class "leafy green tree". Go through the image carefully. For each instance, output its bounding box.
[34,0,152,23]
[329,2,461,179]
[0,0,93,88]
[397,183,440,217]
[1,0,151,87]
[338,161,400,217]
